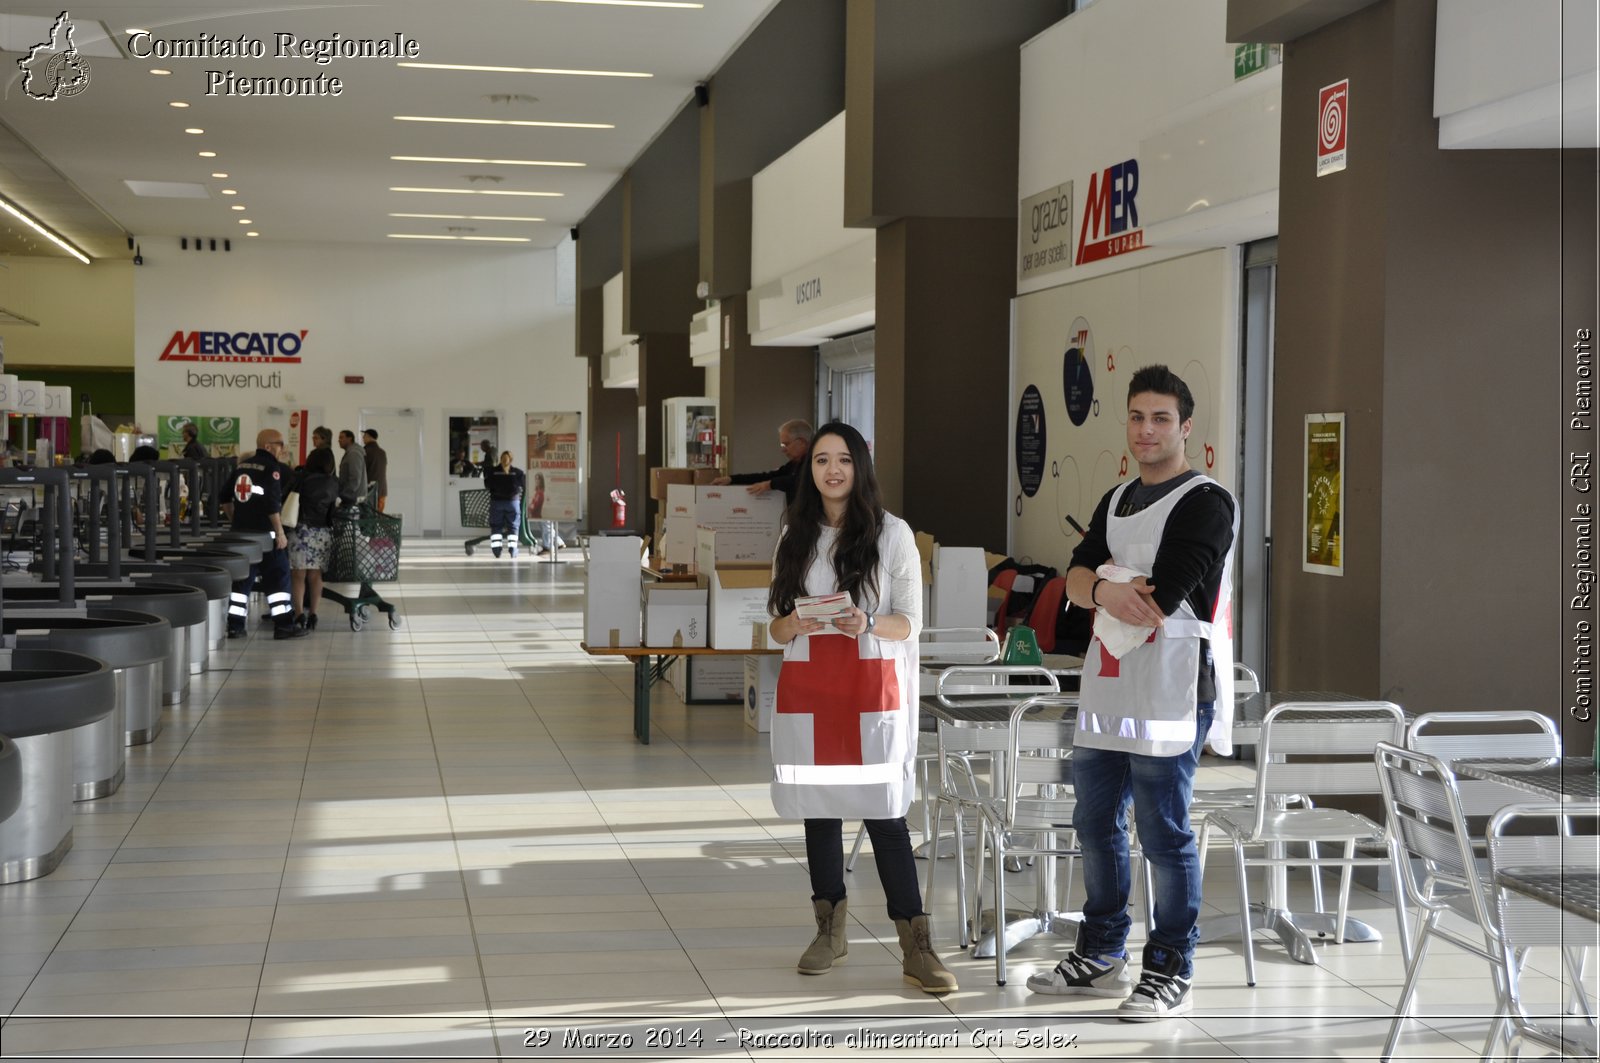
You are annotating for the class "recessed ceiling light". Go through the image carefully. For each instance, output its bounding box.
[184,128,204,135]
[247,231,259,237]
[231,205,246,211]
[150,68,172,76]
[526,0,704,6]
[389,187,563,197]
[169,101,189,108]
[388,234,533,242]
[238,219,252,224]
[220,189,237,195]
[389,213,546,222]
[198,151,217,158]
[390,155,585,168]
[394,115,613,129]
[211,172,228,178]
[398,62,650,78]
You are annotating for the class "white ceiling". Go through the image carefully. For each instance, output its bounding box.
[0,0,777,259]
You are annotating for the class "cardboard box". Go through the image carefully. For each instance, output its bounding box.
[660,484,699,565]
[643,584,707,647]
[693,468,719,485]
[583,535,643,648]
[693,486,783,563]
[650,467,696,501]
[696,527,782,649]
[930,546,990,630]
[669,656,742,702]
[743,653,783,732]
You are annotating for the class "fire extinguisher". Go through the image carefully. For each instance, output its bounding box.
[610,488,627,528]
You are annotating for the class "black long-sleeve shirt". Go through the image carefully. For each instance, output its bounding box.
[728,458,803,503]
[1070,470,1235,698]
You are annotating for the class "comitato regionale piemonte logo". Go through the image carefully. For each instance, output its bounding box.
[19,11,91,101]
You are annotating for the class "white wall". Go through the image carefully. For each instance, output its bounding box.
[133,238,581,535]
[1017,0,1279,294]
[1434,0,1598,148]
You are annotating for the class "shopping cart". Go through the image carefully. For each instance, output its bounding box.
[460,487,538,556]
[322,503,403,631]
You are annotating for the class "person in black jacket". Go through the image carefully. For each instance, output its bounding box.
[288,446,340,631]
[485,450,526,559]
[181,422,207,462]
[712,418,811,504]
[224,429,307,640]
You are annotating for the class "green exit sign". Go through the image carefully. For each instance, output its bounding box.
[1234,43,1269,80]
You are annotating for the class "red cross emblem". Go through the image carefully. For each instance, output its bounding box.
[233,475,256,503]
[775,635,900,765]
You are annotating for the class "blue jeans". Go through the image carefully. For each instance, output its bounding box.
[1071,702,1214,978]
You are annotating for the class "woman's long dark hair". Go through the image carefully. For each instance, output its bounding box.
[768,421,884,616]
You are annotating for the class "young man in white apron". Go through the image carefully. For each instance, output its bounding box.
[1027,365,1237,1020]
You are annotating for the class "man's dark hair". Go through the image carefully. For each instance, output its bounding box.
[363,429,379,441]
[181,422,198,441]
[312,425,331,446]
[339,429,355,445]
[1127,364,1195,423]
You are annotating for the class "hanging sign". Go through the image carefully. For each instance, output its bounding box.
[1317,79,1349,177]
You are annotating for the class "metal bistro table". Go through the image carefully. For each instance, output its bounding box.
[581,644,781,744]
[1453,757,1600,802]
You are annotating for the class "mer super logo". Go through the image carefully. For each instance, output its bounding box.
[1075,158,1143,266]
[159,329,308,363]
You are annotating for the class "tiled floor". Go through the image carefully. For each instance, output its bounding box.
[0,540,1591,1060]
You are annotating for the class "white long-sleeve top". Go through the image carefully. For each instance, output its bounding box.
[784,512,922,640]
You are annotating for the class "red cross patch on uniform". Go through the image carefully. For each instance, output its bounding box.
[233,475,255,503]
[775,634,900,765]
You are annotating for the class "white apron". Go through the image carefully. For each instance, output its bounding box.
[1077,474,1238,757]
[769,522,919,820]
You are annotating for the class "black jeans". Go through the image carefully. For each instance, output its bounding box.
[805,817,924,922]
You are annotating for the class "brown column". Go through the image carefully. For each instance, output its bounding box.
[1270,0,1597,751]
[716,294,814,478]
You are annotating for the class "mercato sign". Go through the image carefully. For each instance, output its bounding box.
[159,329,308,362]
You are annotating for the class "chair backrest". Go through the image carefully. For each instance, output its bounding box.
[1251,701,1406,829]
[1233,661,1261,695]
[1406,711,1562,821]
[1027,576,1067,654]
[1004,695,1079,829]
[1406,710,1561,761]
[1487,802,1600,949]
[919,626,1001,667]
[1373,742,1498,930]
[935,664,1060,708]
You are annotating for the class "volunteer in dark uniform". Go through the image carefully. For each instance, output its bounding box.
[712,418,812,504]
[224,428,308,640]
[485,449,526,559]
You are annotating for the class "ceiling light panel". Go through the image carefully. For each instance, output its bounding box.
[390,187,563,197]
[394,116,614,129]
[124,180,210,198]
[398,62,650,78]
[390,156,585,167]
[527,0,704,6]
[389,213,546,222]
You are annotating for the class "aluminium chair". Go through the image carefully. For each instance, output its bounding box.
[1487,802,1600,1062]
[845,627,1001,872]
[1208,700,1405,986]
[1373,743,1526,1061]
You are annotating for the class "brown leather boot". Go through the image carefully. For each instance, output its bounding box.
[797,897,848,974]
[895,915,958,994]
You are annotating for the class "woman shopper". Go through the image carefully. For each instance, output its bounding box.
[765,421,957,995]
[289,446,340,631]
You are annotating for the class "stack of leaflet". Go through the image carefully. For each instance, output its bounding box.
[795,592,852,622]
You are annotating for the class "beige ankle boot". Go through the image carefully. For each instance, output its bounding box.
[797,898,848,974]
[895,915,958,994]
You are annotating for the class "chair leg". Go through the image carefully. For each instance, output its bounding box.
[1308,839,1326,912]
[953,806,971,947]
[1381,910,1438,1061]
[924,799,945,916]
[967,811,985,946]
[1387,843,1416,968]
[845,822,867,872]
[992,833,1009,986]
[1334,839,1355,945]
[1233,837,1257,987]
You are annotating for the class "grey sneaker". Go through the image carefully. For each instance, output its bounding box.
[1026,950,1132,997]
[1117,969,1192,1020]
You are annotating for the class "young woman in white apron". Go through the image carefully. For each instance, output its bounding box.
[766,421,957,994]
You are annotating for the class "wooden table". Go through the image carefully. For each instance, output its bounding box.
[581,643,780,744]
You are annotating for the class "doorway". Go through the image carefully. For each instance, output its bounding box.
[1237,239,1276,686]
[359,408,421,530]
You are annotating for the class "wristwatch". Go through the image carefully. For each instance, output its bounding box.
[865,613,877,633]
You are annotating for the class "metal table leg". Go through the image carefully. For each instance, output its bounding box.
[634,655,651,744]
